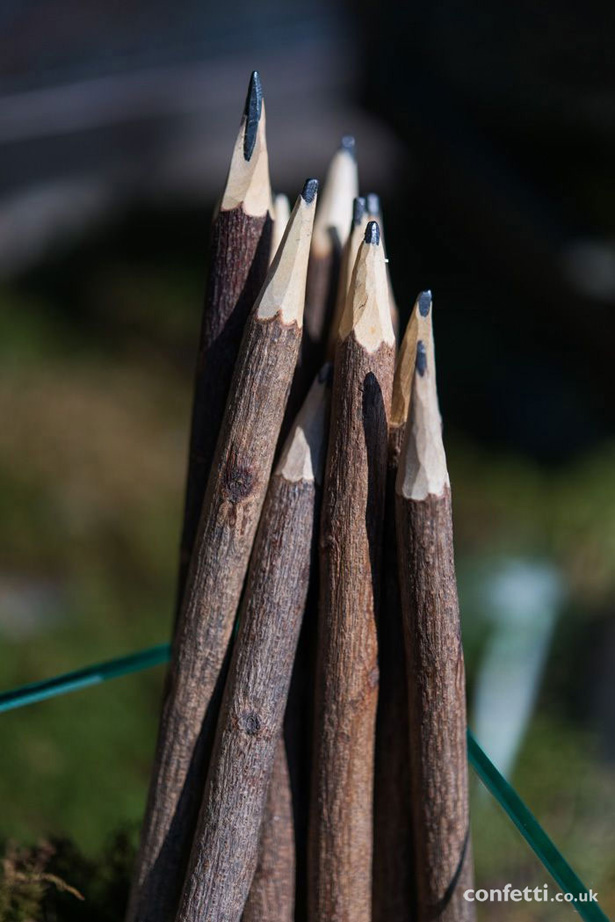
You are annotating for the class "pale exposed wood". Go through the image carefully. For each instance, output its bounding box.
[256,194,314,325]
[177,369,330,922]
[175,72,273,625]
[286,139,359,434]
[221,76,271,217]
[242,738,296,922]
[310,222,395,922]
[337,223,395,351]
[395,333,475,922]
[271,194,291,263]
[326,196,368,358]
[127,184,316,922]
[398,309,448,501]
[311,137,359,258]
[390,291,431,431]
[366,193,400,338]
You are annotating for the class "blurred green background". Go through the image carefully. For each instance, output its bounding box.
[2,1,615,918]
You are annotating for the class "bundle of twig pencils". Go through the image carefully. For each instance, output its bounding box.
[126,71,475,922]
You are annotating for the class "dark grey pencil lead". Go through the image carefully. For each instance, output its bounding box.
[416,340,428,376]
[418,290,432,317]
[364,220,380,246]
[340,135,356,159]
[366,193,381,217]
[243,71,263,162]
[301,178,319,204]
[352,196,367,226]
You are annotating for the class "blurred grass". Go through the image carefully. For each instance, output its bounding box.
[1,241,614,916]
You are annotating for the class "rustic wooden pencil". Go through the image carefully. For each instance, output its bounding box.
[177,367,331,922]
[176,70,272,618]
[126,180,317,922]
[305,136,359,350]
[241,188,295,922]
[310,221,395,922]
[326,195,368,358]
[242,737,295,922]
[395,314,475,922]
[282,138,358,436]
[366,192,400,339]
[373,290,431,922]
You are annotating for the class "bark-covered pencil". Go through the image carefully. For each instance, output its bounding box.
[310,221,395,922]
[177,367,331,922]
[373,290,432,922]
[395,312,475,922]
[127,180,318,922]
[176,71,272,619]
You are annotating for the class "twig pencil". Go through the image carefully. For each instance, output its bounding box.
[177,367,331,922]
[242,187,295,922]
[310,221,395,922]
[395,314,475,922]
[242,738,296,922]
[282,138,358,437]
[325,196,368,358]
[366,193,399,338]
[305,136,358,349]
[373,291,431,922]
[176,71,272,618]
[127,181,317,922]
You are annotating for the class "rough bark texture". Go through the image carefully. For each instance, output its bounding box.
[242,738,296,922]
[372,423,416,922]
[176,207,272,616]
[127,315,301,922]
[177,474,317,922]
[284,574,318,922]
[395,486,475,922]
[310,336,394,922]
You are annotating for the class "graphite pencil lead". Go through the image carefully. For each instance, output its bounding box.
[352,196,367,226]
[221,72,271,217]
[302,178,319,204]
[243,71,263,162]
[276,365,332,484]
[256,183,318,326]
[366,192,381,219]
[312,138,360,255]
[398,314,449,501]
[364,220,380,245]
[418,289,432,317]
[340,134,356,159]
[339,227,394,349]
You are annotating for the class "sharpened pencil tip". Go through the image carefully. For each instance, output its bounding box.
[301,178,319,204]
[243,71,263,162]
[418,290,432,317]
[340,135,356,159]
[364,220,380,245]
[353,196,366,226]
[416,341,427,376]
[366,193,381,216]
